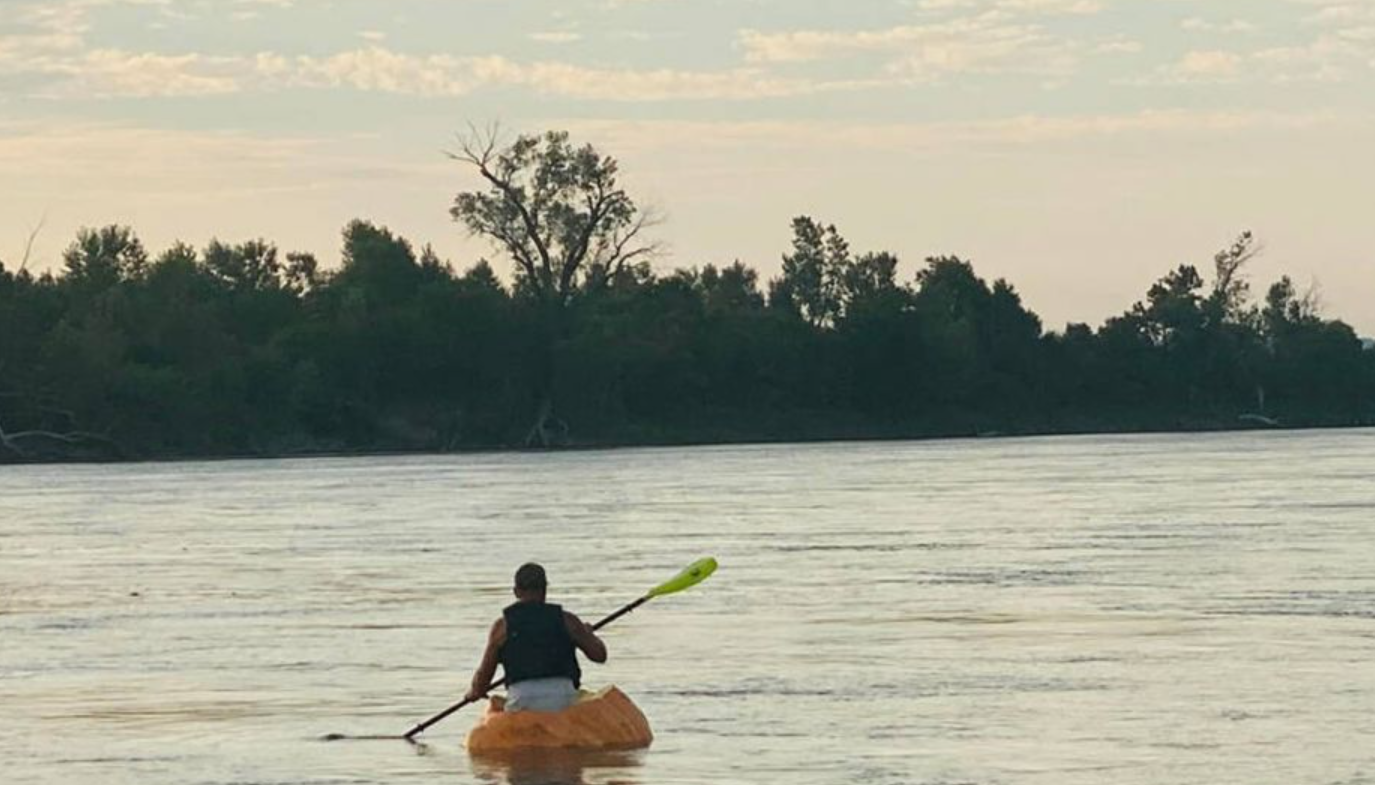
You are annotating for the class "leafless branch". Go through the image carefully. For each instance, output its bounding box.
[19,212,47,273]
[448,124,557,291]
[453,121,502,167]
[602,208,666,283]
[1302,277,1324,318]
[1213,230,1262,304]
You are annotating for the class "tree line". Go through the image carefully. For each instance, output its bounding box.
[2,131,1372,461]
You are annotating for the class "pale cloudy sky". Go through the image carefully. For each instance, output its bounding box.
[2,0,1373,332]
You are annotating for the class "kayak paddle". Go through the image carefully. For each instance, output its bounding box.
[401,556,718,741]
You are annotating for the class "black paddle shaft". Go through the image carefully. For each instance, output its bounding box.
[401,594,651,740]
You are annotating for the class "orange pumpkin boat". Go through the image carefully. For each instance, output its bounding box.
[466,686,653,754]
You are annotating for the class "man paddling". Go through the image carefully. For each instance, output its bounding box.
[464,563,608,712]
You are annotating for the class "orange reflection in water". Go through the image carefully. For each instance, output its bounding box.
[468,748,646,785]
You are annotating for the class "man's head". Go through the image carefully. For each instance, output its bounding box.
[513,562,548,601]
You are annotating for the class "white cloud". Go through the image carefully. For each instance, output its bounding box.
[739,17,1082,82]
[1252,35,1365,82]
[1168,49,1244,81]
[1,1,241,96]
[1296,0,1375,27]
[1132,2,1375,87]
[1180,17,1258,34]
[289,48,481,96]
[915,0,1102,15]
[0,9,245,99]
[529,31,583,44]
[1094,37,1142,55]
[279,46,848,100]
[511,61,853,100]
[69,49,243,97]
[0,3,89,62]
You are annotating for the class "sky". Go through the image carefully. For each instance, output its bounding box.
[1,0,1373,333]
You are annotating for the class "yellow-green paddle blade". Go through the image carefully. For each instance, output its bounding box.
[647,557,718,598]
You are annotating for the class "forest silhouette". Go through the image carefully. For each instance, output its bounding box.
[2,131,1372,461]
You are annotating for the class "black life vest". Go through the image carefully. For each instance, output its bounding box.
[499,601,581,688]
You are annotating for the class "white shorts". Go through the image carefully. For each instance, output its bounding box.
[506,677,577,713]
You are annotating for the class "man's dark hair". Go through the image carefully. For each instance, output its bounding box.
[514,563,548,591]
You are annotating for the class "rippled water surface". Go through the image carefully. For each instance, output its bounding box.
[3,430,1375,785]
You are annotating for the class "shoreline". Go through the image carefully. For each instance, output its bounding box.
[3,418,1371,468]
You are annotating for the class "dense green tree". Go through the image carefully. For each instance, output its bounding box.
[699,262,765,315]
[841,252,902,316]
[62,225,147,293]
[1260,276,1371,415]
[771,217,850,327]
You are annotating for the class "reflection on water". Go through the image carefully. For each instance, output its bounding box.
[469,749,645,785]
[2,429,1375,784]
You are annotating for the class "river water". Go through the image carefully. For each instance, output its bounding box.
[2,430,1374,785]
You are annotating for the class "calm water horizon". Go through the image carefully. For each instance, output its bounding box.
[3,429,1373,784]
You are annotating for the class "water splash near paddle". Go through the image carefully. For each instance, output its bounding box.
[318,732,411,742]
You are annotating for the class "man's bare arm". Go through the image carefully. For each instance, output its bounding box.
[564,611,608,663]
[465,618,506,701]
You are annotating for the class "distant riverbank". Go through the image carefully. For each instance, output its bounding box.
[4,412,1370,465]
[5,223,1372,465]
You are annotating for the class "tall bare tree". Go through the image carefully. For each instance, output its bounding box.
[449,127,659,446]
[450,128,658,302]
[1207,230,1261,321]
